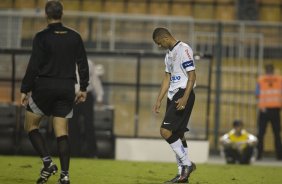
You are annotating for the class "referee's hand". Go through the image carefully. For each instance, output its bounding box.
[20,93,29,107]
[75,91,87,104]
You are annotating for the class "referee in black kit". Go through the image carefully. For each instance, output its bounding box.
[20,1,89,184]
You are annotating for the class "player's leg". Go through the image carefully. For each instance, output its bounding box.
[169,137,196,183]
[239,145,254,164]
[176,90,196,182]
[223,147,238,164]
[162,90,195,183]
[175,134,191,175]
[163,98,183,179]
[53,117,70,184]
[256,111,268,160]
[269,109,282,159]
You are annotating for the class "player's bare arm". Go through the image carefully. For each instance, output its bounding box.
[176,70,196,110]
[153,72,170,113]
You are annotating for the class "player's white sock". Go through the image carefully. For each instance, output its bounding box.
[176,154,182,175]
[170,139,189,166]
[185,147,192,166]
[176,147,191,174]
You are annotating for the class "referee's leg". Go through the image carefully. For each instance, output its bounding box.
[24,111,49,159]
[24,110,58,184]
[53,117,70,180]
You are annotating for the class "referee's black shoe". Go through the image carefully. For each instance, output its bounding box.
[57,174,70,184]
[36,163,58,184]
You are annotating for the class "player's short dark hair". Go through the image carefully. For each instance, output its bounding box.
[45,0,63,20]
[265,64,274,73]
[233,120,243,127]
[152,27,171,40]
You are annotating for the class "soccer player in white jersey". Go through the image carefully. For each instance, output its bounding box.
[152,27,196,183]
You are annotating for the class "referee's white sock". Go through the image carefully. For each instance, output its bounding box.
[170,139,189,166]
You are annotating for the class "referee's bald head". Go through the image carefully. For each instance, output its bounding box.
[152,27,172,40]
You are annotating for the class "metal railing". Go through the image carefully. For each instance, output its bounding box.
[0,11,281,151]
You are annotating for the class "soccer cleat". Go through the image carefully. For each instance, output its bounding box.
[163,175,180,183]
[36,163,58,184]
[176,162,196,183]
[58,175,70,184]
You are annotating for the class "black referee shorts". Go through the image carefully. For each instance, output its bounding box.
[27,77,75,118]
[161,89,195,136]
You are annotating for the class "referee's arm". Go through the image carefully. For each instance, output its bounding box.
[76,36,89,92]
[21,35,43,94]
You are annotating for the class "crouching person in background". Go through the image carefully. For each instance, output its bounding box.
[219,120,258,164]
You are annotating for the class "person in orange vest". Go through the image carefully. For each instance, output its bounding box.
[219,120,258,164]
[256,64,282,160]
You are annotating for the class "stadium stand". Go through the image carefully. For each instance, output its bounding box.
[0,103,18,154]
[0,0,281,157]
[0,0,281,22]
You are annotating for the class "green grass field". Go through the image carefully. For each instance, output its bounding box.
[0,155,281,184]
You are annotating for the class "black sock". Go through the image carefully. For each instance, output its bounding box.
[57,135,70,175]
[28,129,51,167]
[42,156,52,168]
[61,171,69,178]
[182,140,188,148]
[166,134,180,144]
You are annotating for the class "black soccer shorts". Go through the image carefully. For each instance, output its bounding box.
[26,77,75,118]
[161,89,195,135]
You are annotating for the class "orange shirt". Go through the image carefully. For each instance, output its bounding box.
[257,75,282,108]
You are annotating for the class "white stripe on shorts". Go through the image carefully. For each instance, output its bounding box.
[28,96,45,116]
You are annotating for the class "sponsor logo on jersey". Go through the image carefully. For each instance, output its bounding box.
[171,75,181,83]
[54,31,68,34]
[182,60,194,68]
[185,49,192,59]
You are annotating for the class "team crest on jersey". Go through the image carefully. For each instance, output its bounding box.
[170,64,174,72]
[172,53,177,61]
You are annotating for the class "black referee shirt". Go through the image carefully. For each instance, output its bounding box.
[21,22,89,94]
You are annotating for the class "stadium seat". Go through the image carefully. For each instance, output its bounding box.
[149,1,169,15]
[194,4,214,19]
[170,2,192,16]
[95,107,115,158]
[0,0,13,9]
[0,103,18,154]
[14,0,36,9]
[259,6,280,22]
[95,107,114,132]
[104,0,125,13]
[81,0,103,12]
[215,4,235,21]
[127,0,147,14]
[63,0,81,11]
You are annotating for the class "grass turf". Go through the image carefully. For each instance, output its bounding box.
[0,155,281,184]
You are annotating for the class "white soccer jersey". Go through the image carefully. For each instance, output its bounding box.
[164,41,196,100]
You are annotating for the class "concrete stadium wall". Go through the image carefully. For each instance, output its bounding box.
[115,138,209,163]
